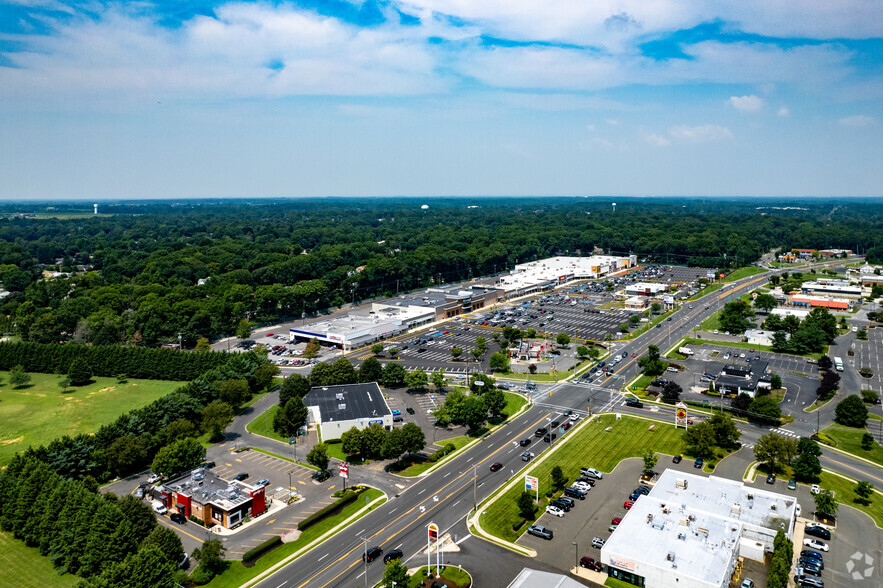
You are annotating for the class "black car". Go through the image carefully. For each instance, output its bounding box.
[797,562,823,577]
[363,546,383,562]
[672,455,683,464]
[170,513,187,524]
[406,407,415,415]
[625,398,644,408]
[313,469,331,482]
[549,498,571,512]
[694,458,704,469]
[383,549,403,564]
[519,438,532,447]
[804,525,831,540]
[202,461,216,469]
[564,486,586,500]
[543,432,557,443]
[634,485,651,495]
[535,427,548,438]
[550,420,560,428]
[580,556,603,571]
[766,474,776,484]
[233,472,249,481]
[799,556,824,570]
[556,496,575,509]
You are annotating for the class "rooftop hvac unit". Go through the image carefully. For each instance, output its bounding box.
[679,518,690,526]
[338,403,346,410]
[678,532,686,541]
[666,552,676,562]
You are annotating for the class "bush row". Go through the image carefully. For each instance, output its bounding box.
[242,535,283,564]
[428,443,457,463]
[0,340,231,381]
[297,490,361,532]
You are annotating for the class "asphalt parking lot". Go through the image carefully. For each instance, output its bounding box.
[849,326,882,395]
[517,458,705,575]
[631,265,716,285]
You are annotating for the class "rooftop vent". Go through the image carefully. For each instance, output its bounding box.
[338,403,346,410]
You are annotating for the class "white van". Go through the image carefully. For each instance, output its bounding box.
[152,501,168,515]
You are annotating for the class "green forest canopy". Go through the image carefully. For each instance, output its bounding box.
[1,197,880,346]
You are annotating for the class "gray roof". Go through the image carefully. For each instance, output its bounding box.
[506,568,587,588]
[303,382,390,422]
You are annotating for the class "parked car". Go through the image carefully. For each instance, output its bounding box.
[362,546,383,562]
[233,473,249,481]
[527,525,553,540]
[623,501,634,510]
[799,555,824,570]
[383,549,403,564]
[580,468,602,479]
[634,485,651,495]
[804,524,830,540]
[788,479,797,490]
[546,505,565,517]
[694,458,704,469]
[255,478,270,488]
[766,474,776,485]
[152,502,168,515]
[741,580,754,588]
[170,513,187,524]
[802,538,829,552]
[549,498,571,512]
[147,473,161,484]
[591,537,605,548]
[580,556,603,571]
[810,484,821,494]
[801,549,824,562]
[564,487,586,500]
[795,576,824,588]
[672,455,682,464]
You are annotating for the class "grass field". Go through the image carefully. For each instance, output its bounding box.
[480,414,684,543]
[0,371,183,465]
[819,423,883,466]
[687,282,724,301]
[818,471,883,527]
[677,337,826,361]
[204,488,385,587]
[700,309,722,332]
[245,404,288,443]
[722,266,767,282]
[0,532,80,588]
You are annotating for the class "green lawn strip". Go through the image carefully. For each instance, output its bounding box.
[205,489,386,588]
[868,413,883,421]
[499,371,561,382]
[625,374,654,398]
[818,471,883,528]
[406,566,472,588]
[818,423,883,466]
[687,282,724,301]
[700,309,722,332]
[804,396,835,413]
[240,391,269,410]
[0,531,80,588]
[605,577,638,588]
[619,311,673,341]
[479,415,683,543]
[245,404,287,443]
[0,371,184,465]
[723,266,767,282]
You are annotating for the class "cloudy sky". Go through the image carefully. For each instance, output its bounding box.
[1,0,881,198]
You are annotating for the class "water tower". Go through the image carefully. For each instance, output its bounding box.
[93,203,98,215]
[612,202,616,214]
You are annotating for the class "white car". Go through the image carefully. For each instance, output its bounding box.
[152,502,168,515]
[569,414,580,422]
[803,538,829,552]
[581,468,603,479]
[810,484,821,494]
[147,473,161,484]
[545,505,565,517]
[739,353,746,358]
[796,504,802,517]
[572,482,592,492]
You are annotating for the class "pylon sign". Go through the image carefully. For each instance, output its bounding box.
[675,402,688,428]
[338,463,349,479]
[428,523,438,542]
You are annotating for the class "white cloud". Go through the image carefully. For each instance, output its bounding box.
[641,132,671,146]
[777,106,790,117]
[838,114,875,127]
[606,118,620,125]
[727,95,764,112]
[669,124,733,142]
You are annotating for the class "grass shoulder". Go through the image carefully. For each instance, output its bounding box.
[723,266,767,282]
[818,423,883,466]
[245,404,287,443]
[818,471,883,528]
[0,371,184,465]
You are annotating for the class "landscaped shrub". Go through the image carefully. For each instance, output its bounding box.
[297,491,359,531]
[242,536,282,564]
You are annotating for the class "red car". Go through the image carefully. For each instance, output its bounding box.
[443,331,450,334]
[623,501,634,510]
[490,462,503,472]
[266,333,274,337]
[561,422,572,431]
[686,419,694,425]
[580,556,603,571]
[611,517,622,525]
[631,353,636,358]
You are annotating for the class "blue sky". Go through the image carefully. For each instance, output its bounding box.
[0,0,881,198]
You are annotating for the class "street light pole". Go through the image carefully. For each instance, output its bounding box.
[573,541,578,572]
[361,536,368,586]
[473,464,478,514]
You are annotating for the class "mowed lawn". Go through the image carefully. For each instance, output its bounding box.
[818,472,883,527]
[480,414,684,543]
[0,371,183,465]
[820,423,883,467]
[0,531,79,588]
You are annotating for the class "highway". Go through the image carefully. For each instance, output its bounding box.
[253,259,882,588]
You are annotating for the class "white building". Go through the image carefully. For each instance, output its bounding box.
[495,255,636,296]
[744,329,778,347]
[601,470,797,588]
[770,308,810,320]
[625,282,670,297]
[289,307,431,351]
[303,383,393,440]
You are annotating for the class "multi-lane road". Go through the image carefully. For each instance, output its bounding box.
[252,260,882,588]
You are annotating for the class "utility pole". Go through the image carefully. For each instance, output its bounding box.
[473,464,478,514]
[361,536,368,586]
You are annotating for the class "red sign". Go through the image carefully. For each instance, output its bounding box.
[338,463,349,479]
[428,523,439,541]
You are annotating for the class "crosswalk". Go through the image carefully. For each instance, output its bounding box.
[771,427,800,439]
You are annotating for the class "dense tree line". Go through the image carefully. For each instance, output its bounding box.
[0,341,231,381]
[0,457,183,587]
[2,197,880,345]
[17,351,269,482]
